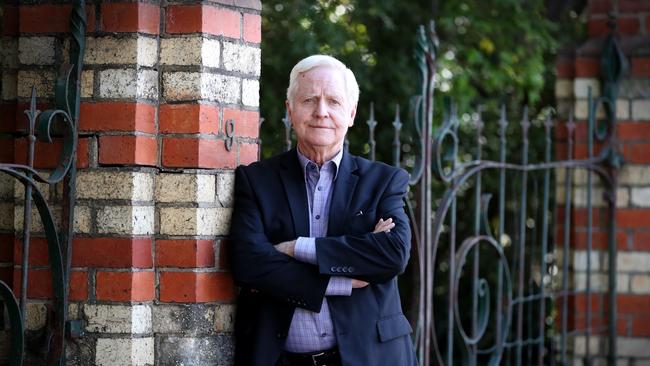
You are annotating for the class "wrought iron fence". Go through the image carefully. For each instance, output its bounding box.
[0,2,86,365]
[262,21,623,366]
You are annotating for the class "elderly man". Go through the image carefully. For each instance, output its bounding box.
[229,55,417,366]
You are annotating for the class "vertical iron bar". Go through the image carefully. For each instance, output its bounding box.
[538,114,553,366]
[282,108,291,151]
[367,102,377,161]
[392,104,402,167]
[607,184,617,366]
[446,104,457,366]
[470,108,483,366]
[515,107,530,366]
[586,87,594,364]
[497,104,508,362]
[561,112,576,365]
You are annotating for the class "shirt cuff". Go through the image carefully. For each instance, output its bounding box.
[294,237,317,264]
[325,277,353,296]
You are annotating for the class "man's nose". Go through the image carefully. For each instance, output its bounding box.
[313,99,329,118]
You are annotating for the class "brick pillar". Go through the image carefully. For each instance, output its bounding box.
[555,0,650,363]
[0,0,261,364]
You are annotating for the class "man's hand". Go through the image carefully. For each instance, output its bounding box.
[275,240,296,257]
[352,279,369,288]
[373,217,395,233]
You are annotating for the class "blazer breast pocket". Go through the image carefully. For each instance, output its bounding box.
[344,208,376,235]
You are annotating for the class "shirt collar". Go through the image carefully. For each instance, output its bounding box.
[296,147,343,180]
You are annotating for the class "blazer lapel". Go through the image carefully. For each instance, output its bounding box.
[327,151,359,236]
[278,149,310,238]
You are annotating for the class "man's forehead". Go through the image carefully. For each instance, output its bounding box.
[296,67,346,93]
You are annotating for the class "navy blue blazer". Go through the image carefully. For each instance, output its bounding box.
[229,149,418,366]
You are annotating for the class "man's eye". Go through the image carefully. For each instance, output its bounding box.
[329,99,341,105]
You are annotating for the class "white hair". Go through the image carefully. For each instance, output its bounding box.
[286,54,360,108]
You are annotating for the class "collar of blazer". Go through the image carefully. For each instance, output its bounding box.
[278,148,359,238]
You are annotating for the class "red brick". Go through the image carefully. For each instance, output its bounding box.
[13,238,49,267]
[165,5,240,38]
[19,4,95,33]
[575,57,600,77]
[69,271,88,301]
[80,103,156,133]
[159,271,235,302]
[0,103,17,133]
[14,137,90,169]
[2,5,18,35]
[0,137,13,163]
[619,122,650,141]
[99,135,158,166]
[217,240,229,270]
[618,294,650,314]
[243,13,261,43]
[617,209,650,229]
[573,293,604,313]
[631,57,650,77]
[589,0,613,14]
[0,267,12,286]
[14,102,52,134]
[223,108,259,138]
[156,240,215,268]
[162,137,235,168]
[12,268,52,299]
[239,142,258,165]
[631,316,650,336]
[566,207,610,228]
[101,2,160,34]
[633,231,650,251]
[647,15,650,33]
[623,143,650,163]
[588,18,641,37]
[556,58,575,78]
[159,104,219,134]
[0,235,13,262]
[72,237,153,268]
[572,230,627,250]
[619,0,650,12]
[95,271,154,301]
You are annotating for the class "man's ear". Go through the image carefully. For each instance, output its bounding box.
[348,104,357,127]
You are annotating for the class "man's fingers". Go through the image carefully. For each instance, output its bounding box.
[351,279,369,288]
[373,217,395,233]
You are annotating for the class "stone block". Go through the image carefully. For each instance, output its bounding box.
[574,99,605,120]
[155,335,233,365]
[618,252,650,272]
[1,38,18,68]
[631,187,650,207]
[18,70,55,98]
[18,36,55,65]
[163,71,200,101]
[574,335,603,356]
[25,302,47,330]
[214,304,235,332]
[618,337,650,357]
[222,42,261,76]
[96,205,155,235]
[0,203,13,231]
[216,172,234,208]
[137,36,158,68]
[14,179,51,201]
[617,99,630,120]
[242,78,259,107]
[155,173,215,203]
[98,69,137,99]
[159,207,231,236]
[555,79,573,98]
[81,70,94,98]
[202,73,240,104]
[573,250,602,271]
[574,78,600,98]
[620,165,650,185]
[572,186,629,208]
[631,274,650,294]
[1,73,16,100]
[137,69,158,100]
[618,273,630,293]
[160,37,220,67]
[74,205,92,234]
[632,99,650,120]
[76,171,154,201]
[620,79,650,99]
[152,304,215,334]
[0,174,14,199]
[85,304,152,334]
[85,37,137,65]
[14,204,61,233]
[574,272,608,291]
[95,337,154,366]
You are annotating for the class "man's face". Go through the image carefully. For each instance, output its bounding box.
[287,66,356,154]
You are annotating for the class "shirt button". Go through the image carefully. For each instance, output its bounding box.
[317,186,322,191]
[321,333,327,337]
[315,215,320,220]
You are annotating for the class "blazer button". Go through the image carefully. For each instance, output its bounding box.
[330,266,337,272]
[341,267,348,273]
[336,266,342,272]
[348,266,354,272]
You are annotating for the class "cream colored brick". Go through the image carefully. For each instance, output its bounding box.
[573,250,601,271]
[618,337,650,357]
[77,171,154,201]
[201,38,221,68]
[1,72,16,100]
[96,205,154,235]
[572,186,629,208]
[14,179,50,201]
[98,69,136,99]
[159,207,231,236]
[0,203,13,230]
[574,272,608,291]
[85,37,137,65]
[555,79,573,98]
[14,205,61,233]
[242,78,259,107]
[618,252,650,272]
[155,173,215,203]
[620,165,650,185]
[631,275,650,294]
[216,172,234,207]
[163,71,200,101]
[222,42,261,76]
[25,303,47,331]
[632,99,650,120]
[85,304,152,334]
[137,36,158,67]
[18,37,55,65]
[618,273,630,293]
[617,99,630,120]
[0,174,14,199]
[160,37,221,66]
[574,99,605,120]
[81,70,94,98]
[631,187,650,207]
[1,37,18,68]
[214,304,235,332]
[574,78,600,98]
[574,335,604,356]
[18,70,55,98]
[95,337,154,366]
[137,69,158,100]
[202,73,240,104]
[74,205,92,234]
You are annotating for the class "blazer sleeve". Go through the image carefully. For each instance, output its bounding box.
[228,165,329,312]
[314,168,411,283]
